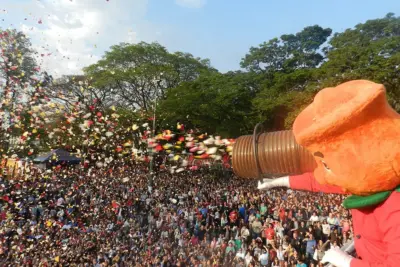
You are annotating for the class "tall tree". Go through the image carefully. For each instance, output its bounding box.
[84,42,215,113]
[240,25,332,74]
[0,29,37,89]
[252,69,316,130]
[316,13,400,111]
[159,71,259,137]
[245,26,331,130]
[44,75,115,113]
[0,29,47,155]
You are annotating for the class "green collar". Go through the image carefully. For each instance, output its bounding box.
[343,186,400,209]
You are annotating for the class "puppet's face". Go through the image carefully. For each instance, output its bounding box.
[308,120,400,195]
[293,80,400,196]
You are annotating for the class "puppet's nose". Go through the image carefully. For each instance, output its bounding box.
[322,161,330,171]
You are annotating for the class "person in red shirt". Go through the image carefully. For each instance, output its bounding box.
[278,207,285,222]
[190,235,199,246]
[268,244,277,263]
[229,210,238,224]
[287,209,293,220]
[265,224,275,246]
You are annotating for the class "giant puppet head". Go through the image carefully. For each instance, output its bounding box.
[293,80,400,196]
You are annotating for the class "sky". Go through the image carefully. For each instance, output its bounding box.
[0,0,399,76]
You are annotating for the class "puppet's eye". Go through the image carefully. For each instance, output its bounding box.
[322,161,330,171]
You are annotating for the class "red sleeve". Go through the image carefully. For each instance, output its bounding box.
[289,172,346,195]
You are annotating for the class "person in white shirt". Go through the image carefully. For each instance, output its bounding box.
[327,213,336,226]
[57,197,64,206]
[274,221,284,239]
[236,248,245,259]
[248,213,256,224]
[276,245,286,262]
[214,210,220,220]
[178,237,184,247]
[309,212,319,223]
[245,251,253,266]
[271,258,280,267]
[174,228,181,241]
[331,240,340,249]
[156,218,163,229]
[322,220,331,241]
[188,211,194,222]
[241,225,250,241]
[333,214,341,226]
[221,214,228,226]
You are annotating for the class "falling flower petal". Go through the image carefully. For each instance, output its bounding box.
[206,147,218,155]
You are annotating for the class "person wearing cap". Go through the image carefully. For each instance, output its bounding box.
[258,80,400,267]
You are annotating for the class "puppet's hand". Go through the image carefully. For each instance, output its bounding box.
[257,176,289,190]
[321,247,353,267]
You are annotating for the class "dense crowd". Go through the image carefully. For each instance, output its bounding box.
[0,162,353,267]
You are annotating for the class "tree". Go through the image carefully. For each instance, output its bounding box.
[244,26,331,130]
[0,29,48,155]
[159,71,260,137]
[84,42,215,113]
[316,13,400,111]
[252,69,316,130]
[247,14,400,131]
[240,25,332,74]
[0,29,37,89]
[44,75,115,113]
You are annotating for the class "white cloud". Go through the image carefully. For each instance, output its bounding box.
[175,0,206,8]
[2,0,151,77]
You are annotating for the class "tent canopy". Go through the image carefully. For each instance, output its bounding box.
[33,149,81,165]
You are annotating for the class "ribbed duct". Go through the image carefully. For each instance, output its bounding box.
[232,128,316,179]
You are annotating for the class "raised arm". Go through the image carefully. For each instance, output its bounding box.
[258,172,346,195]
[289,172,346,195]
[321,240,331,251]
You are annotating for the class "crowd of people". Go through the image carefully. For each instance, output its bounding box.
[0,162,354,267]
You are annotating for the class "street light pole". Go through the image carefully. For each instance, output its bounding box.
[148,75,162,189]
[148,94,157,181]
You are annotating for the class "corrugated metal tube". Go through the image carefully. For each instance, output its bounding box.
[232,130,317,179]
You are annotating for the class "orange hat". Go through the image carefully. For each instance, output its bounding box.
[293,80,400,195]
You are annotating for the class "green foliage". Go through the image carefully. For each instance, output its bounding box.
[253,69,316,130]
[240,25,332,74]
[0,29,37,87]
[250,13,400,130]
[84,42,215,112]
[0,29,44,155]
[7,13,398,150]
[158,71,259,137]
[158,14,400,134]
[317,13,400,111]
